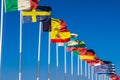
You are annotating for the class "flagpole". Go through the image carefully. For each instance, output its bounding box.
[85,61,87,77]
[0,0,4,79]
[36,22,42,80]
[95,73,98,80]
[80,60,82,76]
[56,43,59,80]
[91,66,94,80]
[77,55,79,80]
[48,32,50,80]
[88,65,90,80]
[19,11,22,80]
[64,46,67,80]
[71,52,73,80]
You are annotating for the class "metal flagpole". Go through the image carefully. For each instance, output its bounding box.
[56,43,59,80]
[36,22,42,80]
[64,46,67,80]
[0,0,4,79]
[71,52,73,80]
[85,61,87,77]
[80,60,82,76]
[88,65,90,80]
[19,11,22,80]
[95,73,98,80]
[91,66,94,80]
[77,55,79,80]
[48,32,50,80]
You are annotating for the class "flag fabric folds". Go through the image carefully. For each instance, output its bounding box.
[94,63,116,74]
[86,58,103,66]
[41,18,51,32]
[79,49,96,60]
[51,29,70,43]
[50,18,70,43]
[22,6,51,23]
[5,0,39,12]
[109,74,120,80]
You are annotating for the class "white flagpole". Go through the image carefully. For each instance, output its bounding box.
[36,22,42,80]
[88,65,90,80]
[71,52,73,80]
[56,43,59,80]
[85,61,87,77]
[80,60,82,76]
[77,55,79,79]
[95,73,98,80]
[19,11,22,80]
[64,46,67,80]
[48,32,50,80]
[0,0,4,79]
[91,66,94,80]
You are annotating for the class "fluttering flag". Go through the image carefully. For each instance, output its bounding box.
[51,18,67,31]
[80,49,96,60]
[51,29,71,43]
[22,6,51,23]
[50,18,70,43]
[65,33,79,46]
[94,63,116,74]
[41,18,51,32]
[86,58,103,66]
[5,0,39,12]
[109,73,120,80]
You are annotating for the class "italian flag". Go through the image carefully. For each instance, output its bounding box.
[5,0,39,12]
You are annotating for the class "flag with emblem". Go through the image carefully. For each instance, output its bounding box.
[5,0,39,12]
[51,29,71,43]
[22,6,51,23]
[50,18,70,43]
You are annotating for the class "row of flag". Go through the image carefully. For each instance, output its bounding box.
[3,0,120,80]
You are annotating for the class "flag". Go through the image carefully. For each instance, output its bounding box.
[51,29,71,43]
[86,58,103,66]
[94,64,116,74]
[64,33,79,46]
[41,18,51,32]
[22,6,51,23]
[109,74,119,80]
[73,50,80,55]
[51,18,67,31]
[79,49,96,60]
[80,55,95,60]
[5,0,39,12]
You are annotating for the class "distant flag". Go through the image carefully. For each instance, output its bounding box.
[109,73,120,80]
[73,50,80,55]
[5,0,39,12]
[80,49,95,60]
[22,6,51,23]
[94,63,116,74]
[86,58,103,66]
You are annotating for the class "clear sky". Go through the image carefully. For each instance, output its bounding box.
[0,0,120,80]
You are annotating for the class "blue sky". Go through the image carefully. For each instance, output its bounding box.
[0,0,120,80]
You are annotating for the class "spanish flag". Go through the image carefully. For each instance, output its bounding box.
[51,29,70,43]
